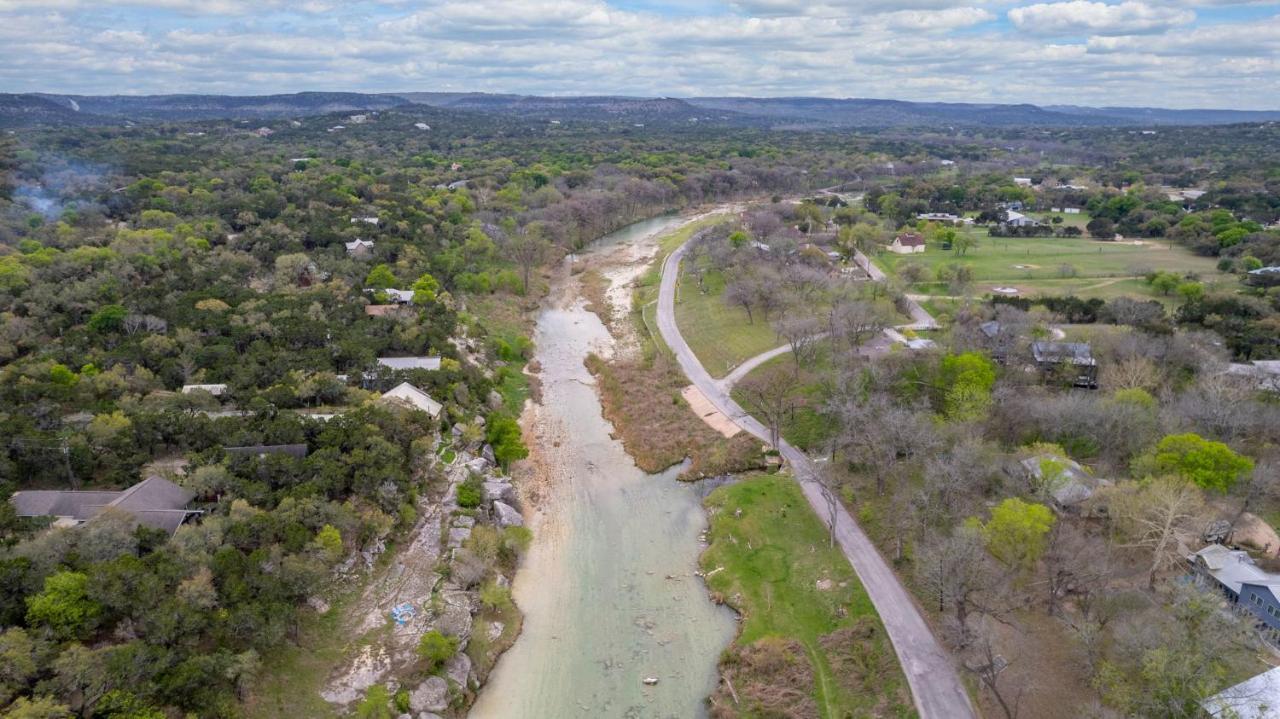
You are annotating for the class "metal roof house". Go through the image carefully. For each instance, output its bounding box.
[1203,665,1280,719]
[1190,544,1280,633]
[380,382,443,418]
[375,356,442,371]
[224,444,309,459]
[1020,454,1110,514]
[181,383,228,396]
[1031,341,1098,388]
[10,476,197,534]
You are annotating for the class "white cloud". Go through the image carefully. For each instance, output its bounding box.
[1009,1,1195,36]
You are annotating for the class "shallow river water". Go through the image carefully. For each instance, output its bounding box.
[470,217,735,718]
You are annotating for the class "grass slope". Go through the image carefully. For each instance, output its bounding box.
[702,474,914,718]
[675,268,782,379]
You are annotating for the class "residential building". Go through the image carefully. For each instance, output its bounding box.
[181,383,227,396]
[887,233,926,254]
[224,444,309,459]
[1004,210,1039,227]
[1019,454,1109,514]
[1031,341,1098,388]
[344,238,374,257]
[380,382,443,418]
[10,476,197,534]
[1203,665,1280,718]
[376,356,442,371]
[1013,177,1033,187]
[1190,544,1280,633]
[1225,361,1280,392]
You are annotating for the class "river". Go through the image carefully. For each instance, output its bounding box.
[470,216,736,718]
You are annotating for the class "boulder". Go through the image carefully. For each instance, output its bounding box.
[483,480,516,506]
[487,621,505,641]
[493,501,524,528]
[452,514,476,529]
[487,390,504,411]
[447,526,472,548]
[435,602,473,640]
[482,443,497,466]
[445,651,473,688]
[465,457,491,475]
[408,676,449,713]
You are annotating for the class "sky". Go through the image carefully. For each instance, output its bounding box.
[0,0,1277,109]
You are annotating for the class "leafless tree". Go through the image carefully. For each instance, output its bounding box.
[1040,522,1111,617]
[915,525,991,648]
[736,366,799,448]
[813,455,841,548]
[781,264,829,305]
[829,394,938,494]
[725,277,758,324]
[1106,477,1205,590]
[827,296,888,363]
[913,438,994,528]
[965,628,1024,719]
[773,314,824,373]
[507,222,554,295]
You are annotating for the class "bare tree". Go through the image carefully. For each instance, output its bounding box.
[1040,522,1111,617]
[965,628,1023,719]
[915,525,991,648]
[1107,477,1205,590]
[736,366,799,448]
[507,223,554,295]
[829,394,938,494]
[827,296,889,363]
[813,455,841,548]
[773,314,823,373]
[725,277,758,324]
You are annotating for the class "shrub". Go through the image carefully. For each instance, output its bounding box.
[417,630,459,672]
[457,476,484,509]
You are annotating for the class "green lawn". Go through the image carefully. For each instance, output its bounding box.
[702,474,913,718]
[674,267,781,379]
[877,232,1222,301]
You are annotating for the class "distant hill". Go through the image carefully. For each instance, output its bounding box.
[2,90,1276,129]
[1044,105,1280,126]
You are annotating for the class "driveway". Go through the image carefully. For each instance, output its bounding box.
[657,241,976,719]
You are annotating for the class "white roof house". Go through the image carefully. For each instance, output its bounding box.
[376,356,442,371]
[1005,210,1038,227]
[1013,177,1033,187]
[1226,361,1280,392]
[351,216,379,225]
[181,383,227,396]
[380,382,442,418]
[368,288,415,304]
[1191,544,1277,597]
[1204,666,1280,718]
[344,239,375,255]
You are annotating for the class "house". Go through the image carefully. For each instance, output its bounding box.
[351,216,379,225]
[939,159,956,166]
[1031,341,1098,388]
[376,356,442,371]
[450,162,462,171]
[370,288,415,304]
[1225,361,1280,392]
[1246,266,1280,287]
[1190,544,1280,633]
[251,127,274,137]
[380,382,443,418]
[917,212,974,226]
[224,444,309,459]
[887,233,926,254]
[1004,210,1039,228]
[1063,207,1081,214]
[447,180,469,190]
[181,383,227,396]
[10,476,197,534]
[1203,665,1280,718]
[414,123,431,131]
[344,239,375,258]
[1019,454,1109,514]
[1013,177,1033,187]
[348,114,368,124]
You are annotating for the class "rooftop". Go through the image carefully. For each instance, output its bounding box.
[10,476,196,534]
[1032,341,1096,366]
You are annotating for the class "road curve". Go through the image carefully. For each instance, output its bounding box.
[658,242,976,719]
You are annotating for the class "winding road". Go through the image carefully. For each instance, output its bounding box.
[657,240,976,719]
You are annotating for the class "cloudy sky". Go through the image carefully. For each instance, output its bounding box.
[1,0,1277,109]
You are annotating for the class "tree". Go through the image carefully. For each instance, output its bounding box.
[0,627,40,706]
[773,314,823,373]
[951,232,977,257]
[508,224,553,295]
[486,415,528,467]
[3,696,72,719]
[1086,217,1115,238]
[1149,271,1180,296]
[411,273,440,305]
[364,264,396,289]
[724,277,759,324]
[87,304,128,334]
[1107,476,1204,590]
[354,685,393,719]
[735,366,799,448]
[971,498,1054,571]
[1149,433,1253,493]
[417,629,459,672]
[915,525,990,647]
[939,352,997,421]
[25,570,100,639]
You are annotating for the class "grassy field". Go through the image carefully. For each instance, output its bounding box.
[877,231,1222,301]
[675,267,782,379]
[702,474,914,718]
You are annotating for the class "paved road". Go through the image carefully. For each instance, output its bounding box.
[658,242,976,719]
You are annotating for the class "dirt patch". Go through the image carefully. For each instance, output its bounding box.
[681,384,742,438]
[710,637,819,719]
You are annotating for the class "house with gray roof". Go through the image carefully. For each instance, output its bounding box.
[224,444,309,459]
[1203,665,1280,718]
[10,476,197,534]
[376,356,442,371]
[379,382,443,418]
[1191,544,1280,633]
[1031,341,1098,388]
[1019,453,1110,514]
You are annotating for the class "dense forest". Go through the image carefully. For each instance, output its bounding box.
[1,106,1279,717]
